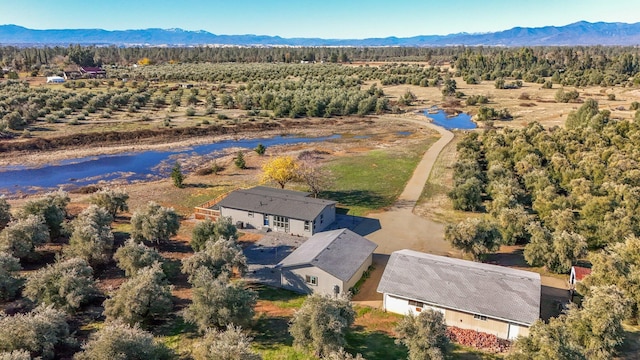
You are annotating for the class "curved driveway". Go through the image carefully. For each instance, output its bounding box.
[354,117,455,255]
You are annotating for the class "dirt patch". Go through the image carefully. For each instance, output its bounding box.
[255,300,296,318]
[353,308,399,336]
[239,232,264,245]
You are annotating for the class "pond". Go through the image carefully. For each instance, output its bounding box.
[0,134,341,196]
[424,108,476,130]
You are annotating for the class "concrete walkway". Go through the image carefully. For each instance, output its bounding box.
[353,118,455,256]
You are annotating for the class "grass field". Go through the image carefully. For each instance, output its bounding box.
[321,139,437,216]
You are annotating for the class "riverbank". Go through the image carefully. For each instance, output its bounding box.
[1,114,436,200]
[0,117,380,168]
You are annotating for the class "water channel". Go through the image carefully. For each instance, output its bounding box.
[424,108,476,130]
[0,134,341,195]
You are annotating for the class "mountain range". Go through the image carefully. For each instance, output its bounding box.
[1,21,640,47]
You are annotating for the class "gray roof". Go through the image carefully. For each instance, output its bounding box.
[377,250,540,326]
[217,186,336,221]
[278,228,378,282]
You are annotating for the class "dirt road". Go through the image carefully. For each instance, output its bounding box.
[352,117,569,312]
[354,117,455,256]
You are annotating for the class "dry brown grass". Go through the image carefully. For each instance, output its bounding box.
[370,77,638,129]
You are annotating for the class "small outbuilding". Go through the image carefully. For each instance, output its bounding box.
[277,228,377,296]
[46,76,65,83]
[569,266,591,290]
[217,186,336,236]
[377,249,541,340]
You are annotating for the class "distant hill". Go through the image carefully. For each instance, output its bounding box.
[1,21,640,47]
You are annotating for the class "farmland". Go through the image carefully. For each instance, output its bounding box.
[2,46,640,359]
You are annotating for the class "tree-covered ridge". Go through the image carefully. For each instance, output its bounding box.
[450,100,640,271]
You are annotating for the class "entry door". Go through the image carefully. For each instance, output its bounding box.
[508,323,520,339]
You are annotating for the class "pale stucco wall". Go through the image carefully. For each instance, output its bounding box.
[382,293,531,340]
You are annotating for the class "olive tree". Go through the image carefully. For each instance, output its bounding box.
[507,317,584,360]
[130,202,179,243]
[182,238,247,282]
[74,321,173,360]
[104,262,173,326]
[289,293,356,357]
[192,326,262,360]
[0,350,31,360]
[524,222,587,274]
[191,217,238,252]
[0,196,11,230]
[88,187,129,218]
[0,306,71,360]
[444,218,501,261]
[113,239,164,277]
[322,349,366,360]
[395,310,449,360]
[566,285,628,359]
[0,252,22,302]
[18,190,69,239]
[0,215,49,259]
[494,205,532,245]
[23,257,99,312]
[65,205,114,266]
[508,285,627,360]
[580,236,640,323]
[184,270,256,332]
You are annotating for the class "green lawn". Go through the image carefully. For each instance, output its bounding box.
[321,139,437,216]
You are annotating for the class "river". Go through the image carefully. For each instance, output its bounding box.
[0,134,341,196]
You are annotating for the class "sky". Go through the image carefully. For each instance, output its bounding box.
[0,0,639,39]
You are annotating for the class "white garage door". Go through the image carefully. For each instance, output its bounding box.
[508,323,520,340]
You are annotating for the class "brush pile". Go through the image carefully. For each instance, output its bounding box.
[446,326,511,353]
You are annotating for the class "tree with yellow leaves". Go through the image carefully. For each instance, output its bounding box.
[261,156,299,189]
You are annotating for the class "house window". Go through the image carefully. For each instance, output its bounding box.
[273,216,289,232]
[408,300,424,308]
[474,314,487,321]
[305,275,318,286]
[304,221,310,231]
[263,215,269,226]
[247,212,254,217]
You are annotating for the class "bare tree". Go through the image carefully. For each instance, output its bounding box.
[297,151,332,198]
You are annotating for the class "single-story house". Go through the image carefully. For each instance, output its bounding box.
[217,186,336,236]
[46,76,65,83]
[377,249,541,340]
[277,228,377,295]
[569,266,591,290]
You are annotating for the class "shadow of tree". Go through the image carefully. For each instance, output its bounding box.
[183,182,211,189]
[484,247,529,268]
[346,326,408,360]
[253,314,294,347]
[541,284,570,321]
[321,190,388,211]
[252,284,305,303]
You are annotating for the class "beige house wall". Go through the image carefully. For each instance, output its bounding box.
[383,294,531,340]
[281,266,345,296]
[345,253,373,292]
[220,204,335,236]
